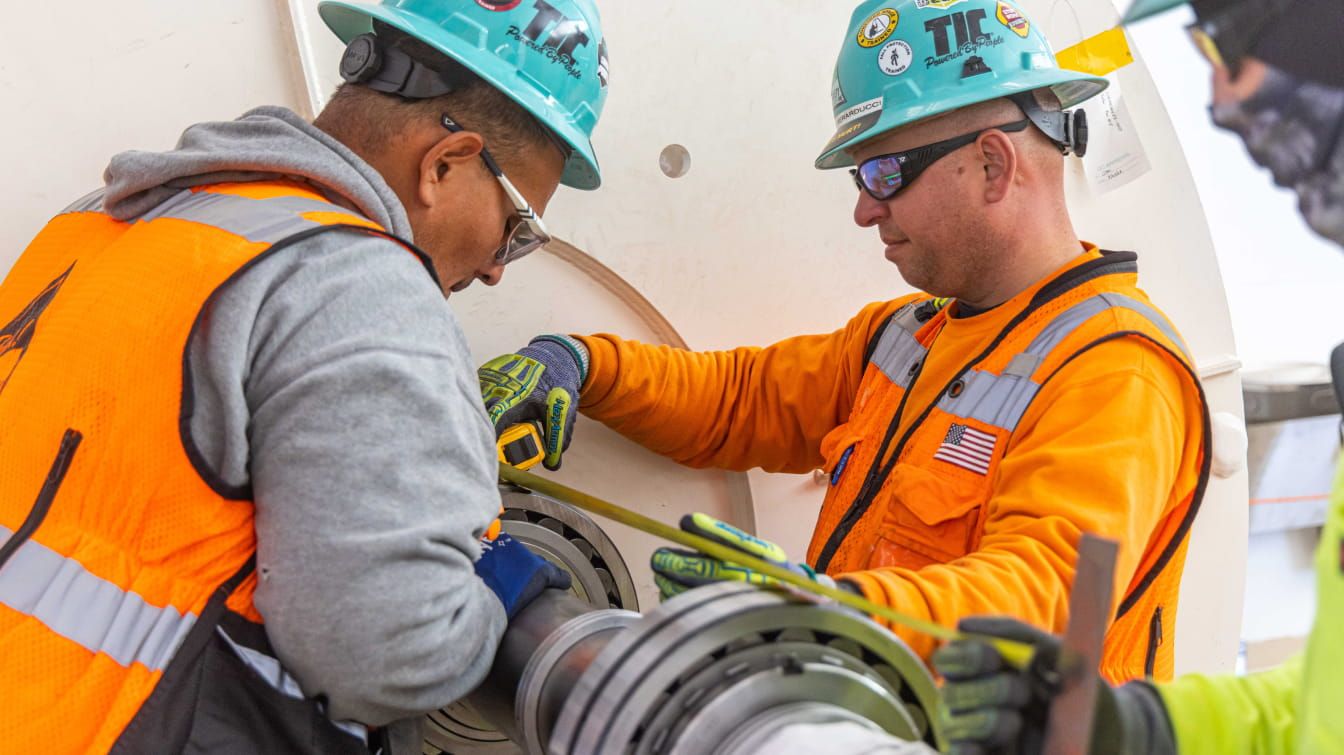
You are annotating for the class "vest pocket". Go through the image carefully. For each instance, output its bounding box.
[866,462,990,568]
[0,428,81,570]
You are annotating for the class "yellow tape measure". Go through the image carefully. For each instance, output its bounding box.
[497,462,1036,668]
[498,424,546,471]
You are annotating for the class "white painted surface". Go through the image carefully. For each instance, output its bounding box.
[2,0,1253,674]
[1,1,308,266]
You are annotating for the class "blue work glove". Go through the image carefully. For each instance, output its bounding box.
[932,616,1176,755]
[474,532,572,620]
[649,513,836,600]
[479,335,588,471]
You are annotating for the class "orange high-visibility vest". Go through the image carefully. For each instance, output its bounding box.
[809,252,1210,684]
[0,180,432,753]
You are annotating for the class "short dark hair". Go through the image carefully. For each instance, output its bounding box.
[314,24,556,166]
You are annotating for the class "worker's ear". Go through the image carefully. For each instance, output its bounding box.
[417,130,487,209]
[976,130,1017,205]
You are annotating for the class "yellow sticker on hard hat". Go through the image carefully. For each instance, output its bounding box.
[996,1,1030,38]
[857,9,900,48]
[1055,26,1135,78]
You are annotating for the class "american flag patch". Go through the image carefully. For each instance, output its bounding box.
[934,423,997,475]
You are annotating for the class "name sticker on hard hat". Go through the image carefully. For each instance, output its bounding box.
[857,9,900,48]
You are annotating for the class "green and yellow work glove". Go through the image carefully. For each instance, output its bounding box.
[649,513,836,600]
[479,335,588,471]
[933,616,1177,755]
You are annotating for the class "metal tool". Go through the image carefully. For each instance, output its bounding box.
[1042,534,1120,755]
[497,461,1037,668]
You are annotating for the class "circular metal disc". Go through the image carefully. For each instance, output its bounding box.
[552,583,941,754]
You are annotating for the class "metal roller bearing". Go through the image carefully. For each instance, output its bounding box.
[550,582,942,755]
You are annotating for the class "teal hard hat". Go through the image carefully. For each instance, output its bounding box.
[319,0,609,190]
[816,0,1109,170]
[1122,0,1189,23]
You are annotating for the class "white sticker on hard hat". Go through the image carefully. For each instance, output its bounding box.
[856,9,900,48]
[878,40,914,76]
[834,97,884,129]
[1083,73,1151,193]
[832,77,848,109]
[915,0,969,9]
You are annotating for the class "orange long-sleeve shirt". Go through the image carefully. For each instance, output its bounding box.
[576,250,1205,680]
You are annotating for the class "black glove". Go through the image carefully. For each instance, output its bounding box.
[932,616,1177,755]
[479,335,587,470]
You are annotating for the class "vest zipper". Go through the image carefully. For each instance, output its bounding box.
[0,428,82,571]
[1144,605,1164,679]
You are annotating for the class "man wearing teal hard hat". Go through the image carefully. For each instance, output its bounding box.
[0,1,609,753]
[479,0,1210,691]
[926,2,1344,754]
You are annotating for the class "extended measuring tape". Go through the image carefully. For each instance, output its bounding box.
[497,461,1037,668]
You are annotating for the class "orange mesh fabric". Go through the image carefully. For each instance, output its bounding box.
[0,181,387,750]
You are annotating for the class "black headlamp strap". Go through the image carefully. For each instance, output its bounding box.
[1009,92,1089,158]
[339,31,459,100]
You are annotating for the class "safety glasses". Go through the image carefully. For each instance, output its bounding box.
[850,120,1030,201]
[441,113,552,266]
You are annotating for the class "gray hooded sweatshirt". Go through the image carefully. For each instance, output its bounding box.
[98,106,506,743]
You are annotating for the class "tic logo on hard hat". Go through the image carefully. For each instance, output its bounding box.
[815,0,1107,170]
[318,0,610,189]
[508,0,594,80]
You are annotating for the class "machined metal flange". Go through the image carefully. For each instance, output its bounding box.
[548,581,942,755]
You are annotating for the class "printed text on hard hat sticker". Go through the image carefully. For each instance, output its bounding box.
[857,9,901,48]
[879,40,914,76]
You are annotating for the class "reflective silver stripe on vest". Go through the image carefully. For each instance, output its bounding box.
[136,190,350,244]
[61,188,107,214]
[218,629,370,743]
[0,525,196,671]
[870,302,931,388]
[935,293,1194,433]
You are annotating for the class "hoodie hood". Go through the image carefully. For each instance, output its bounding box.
[102,106,413,239]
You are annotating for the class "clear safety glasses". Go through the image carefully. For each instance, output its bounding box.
[850,120,1030,201]
[441,113,552,266]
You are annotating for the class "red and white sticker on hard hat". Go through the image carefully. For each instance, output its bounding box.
[995,1,1030,38]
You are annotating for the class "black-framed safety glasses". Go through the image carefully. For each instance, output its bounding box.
[441,113,552,266]
[850,120,1030,201]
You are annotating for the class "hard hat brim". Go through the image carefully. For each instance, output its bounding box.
[318,1,603,190]
[1121,0,1190,24]
[814,70,1109,171]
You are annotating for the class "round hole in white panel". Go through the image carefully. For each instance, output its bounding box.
[659,144,691,178]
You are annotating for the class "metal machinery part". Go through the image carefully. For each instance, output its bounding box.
[455,582,942,755]
[424,488,641,754]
